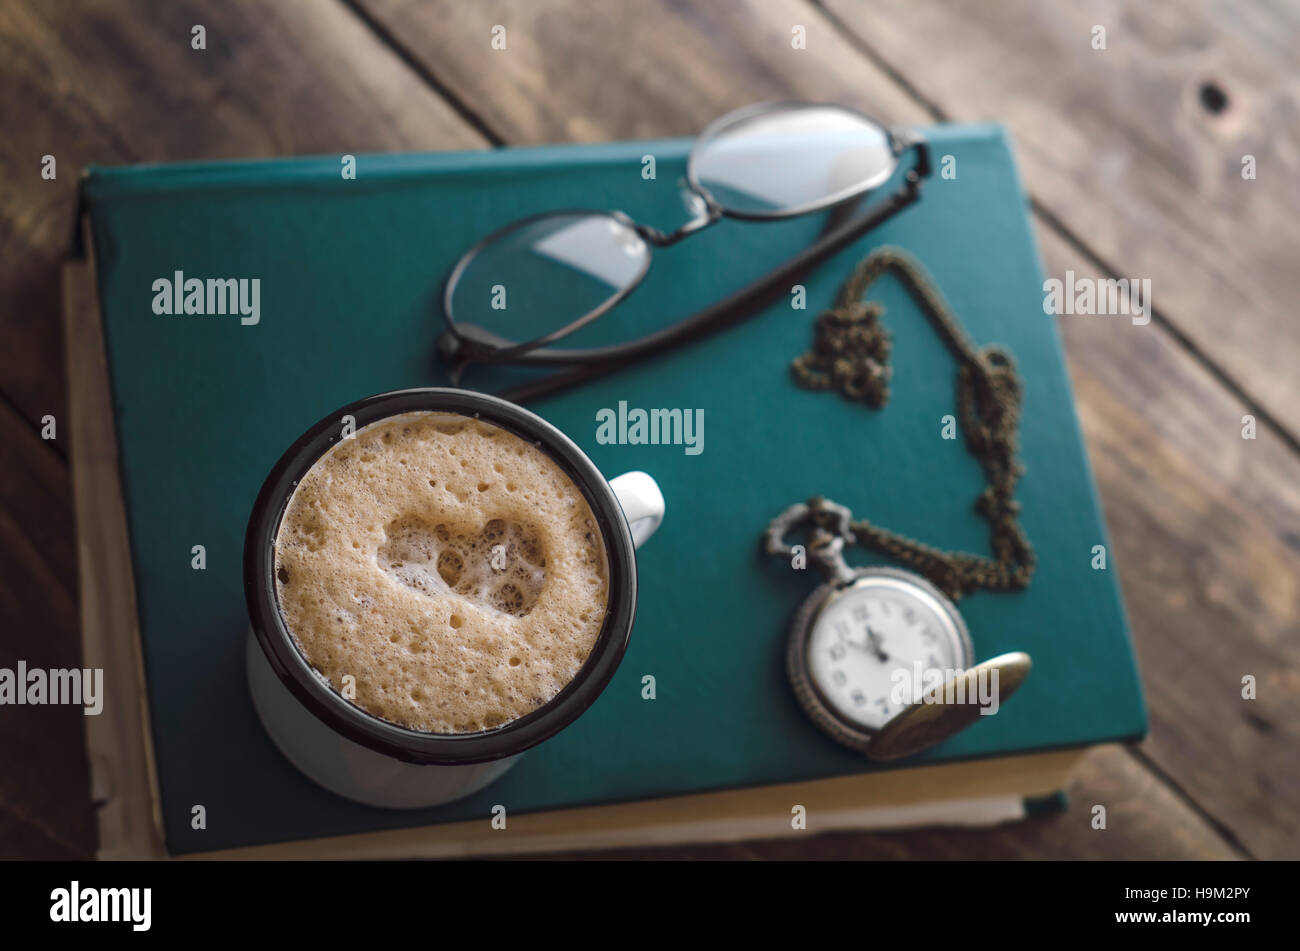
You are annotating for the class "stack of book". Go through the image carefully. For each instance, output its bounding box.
[67,123,1145,858]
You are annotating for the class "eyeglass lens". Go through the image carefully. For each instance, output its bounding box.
[446,104,898,350]
[690,104,896,217]
[448,211,649,345]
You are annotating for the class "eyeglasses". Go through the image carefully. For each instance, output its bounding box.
[436,101,931,400]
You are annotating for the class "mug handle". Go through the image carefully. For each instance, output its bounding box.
[608,471,664,549]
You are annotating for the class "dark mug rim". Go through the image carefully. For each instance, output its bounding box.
[243,387,638,766]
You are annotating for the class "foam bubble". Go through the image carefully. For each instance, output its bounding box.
[273,412,610,734]
[377,516,547,615]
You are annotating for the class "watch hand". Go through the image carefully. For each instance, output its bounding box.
[865,626,890,663]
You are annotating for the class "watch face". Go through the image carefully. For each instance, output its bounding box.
[803,571,973,734]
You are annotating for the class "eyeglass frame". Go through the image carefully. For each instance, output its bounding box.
[436,101,931,396]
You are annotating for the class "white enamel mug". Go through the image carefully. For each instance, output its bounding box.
[244,388,663,809]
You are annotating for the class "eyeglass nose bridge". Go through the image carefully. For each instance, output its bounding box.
[627,190,722,249]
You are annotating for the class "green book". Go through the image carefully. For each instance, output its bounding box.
[74,123,1145,857]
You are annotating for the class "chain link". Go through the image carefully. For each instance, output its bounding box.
[788,247,1035,601]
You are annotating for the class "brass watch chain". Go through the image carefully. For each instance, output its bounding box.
[788,246,1035,601]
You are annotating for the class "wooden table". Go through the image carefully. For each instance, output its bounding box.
[2,0,1296,860]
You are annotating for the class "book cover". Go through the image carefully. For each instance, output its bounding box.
[78,123,1145,855]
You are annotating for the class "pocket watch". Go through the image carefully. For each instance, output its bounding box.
[763,497,1031,761]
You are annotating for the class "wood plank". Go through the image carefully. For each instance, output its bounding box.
[818,0,1300,440]
[1039,224,1300,860]
[507,746,1239,860]
[4,0,1284,859]
[0,0,491,860]
[353,0,926,141]
[353,0,1297,858]
[0,393,95,857]
[0,0,488,433]
[0,804,89,861]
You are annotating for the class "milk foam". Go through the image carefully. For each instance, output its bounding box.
[273,412,609,734]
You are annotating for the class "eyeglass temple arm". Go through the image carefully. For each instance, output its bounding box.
[891,126,931,178]
[497,141,930,403]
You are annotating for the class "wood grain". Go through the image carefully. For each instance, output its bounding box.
[1039,223,1300,859]
[0,393,94,858]
[818,0,1300,441]
[0,805,88,861]
[353,0,927,141]
[352,0,1298,858]
[0,0,488,861]
[0,0,487,432]
[0,0,1292,859]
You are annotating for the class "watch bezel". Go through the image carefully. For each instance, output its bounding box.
[785,566,974,753]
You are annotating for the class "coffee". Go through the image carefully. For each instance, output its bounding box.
[272,412,609,734]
